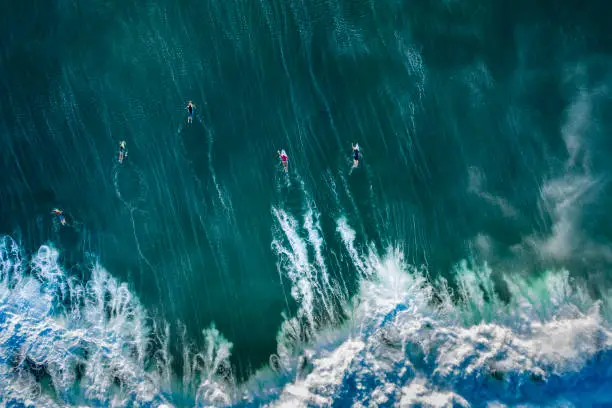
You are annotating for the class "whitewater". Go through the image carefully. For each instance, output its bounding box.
[1,206,611,407]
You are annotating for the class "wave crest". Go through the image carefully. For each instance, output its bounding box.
[2,213,611,407]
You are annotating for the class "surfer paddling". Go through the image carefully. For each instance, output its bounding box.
[51,208,67,226]
[186,101,195,124]
[352,143,360,167]
[278,150,289,172]
[119,141,127,163]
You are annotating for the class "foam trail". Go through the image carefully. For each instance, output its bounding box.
[272,178,346,328]
[194,325,235,406]
[2,208,612,408]
[0,235,241,407]
[302,198,346,322]
[272,207,318,332]
[336,217,369,277]
[151,319,173,388]
[267,221,612,407]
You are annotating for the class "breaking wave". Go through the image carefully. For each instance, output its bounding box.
[1,205,611,407]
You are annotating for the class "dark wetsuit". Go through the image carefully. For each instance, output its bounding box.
[188,105,193,118]
[354,149,359,161]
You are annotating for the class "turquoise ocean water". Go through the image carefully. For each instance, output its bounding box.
[1,0,612,406]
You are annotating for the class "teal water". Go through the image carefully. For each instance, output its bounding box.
[2,0,612,406]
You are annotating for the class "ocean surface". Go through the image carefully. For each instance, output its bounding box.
[1,0,612,406]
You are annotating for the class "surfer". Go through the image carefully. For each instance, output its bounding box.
[186,101,195,124]
[51,209,67,226]
[119,141,127,163]
[352,143,360,167]
[278,150,289,172]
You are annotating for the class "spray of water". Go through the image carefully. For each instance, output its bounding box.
[264,208,612,407]
[0,236,236,408]
[1,197,611,407]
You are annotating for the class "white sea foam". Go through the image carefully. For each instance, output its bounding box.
[0,236,234,408]
[263,213,612,407]
[2,205,611,407]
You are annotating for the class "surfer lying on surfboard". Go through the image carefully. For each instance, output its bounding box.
[352,143,360,167]
[186,101,195,124]
[51,208,67,226]
[119,141,127,163]
[278,150,288,172]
